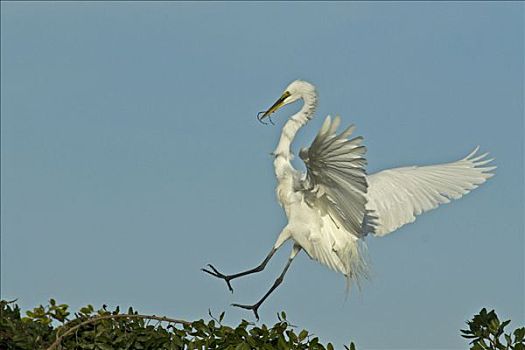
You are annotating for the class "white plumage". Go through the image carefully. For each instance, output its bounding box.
[366,146,494,236]
[203,80,494,319]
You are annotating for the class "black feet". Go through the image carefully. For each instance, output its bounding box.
[202,250,285,321]
[201,264,234,293]
[231,302,261,321]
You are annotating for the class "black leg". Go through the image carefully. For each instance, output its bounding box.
[202,248,276,293]
[232,255,296,321]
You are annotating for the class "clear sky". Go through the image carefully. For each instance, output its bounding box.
[1,2,523,349]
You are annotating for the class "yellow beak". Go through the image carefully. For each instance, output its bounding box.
[258,91,291,121]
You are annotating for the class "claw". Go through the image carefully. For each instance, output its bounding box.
[201,264,234,293]
[206,264,219,273]
[231,303,260,321]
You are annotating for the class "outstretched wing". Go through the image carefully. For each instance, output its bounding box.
[366,147,495,236]
[299,115,369,238]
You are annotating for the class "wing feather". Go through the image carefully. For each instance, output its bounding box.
[366,148,495,236]
[300,116,369,238]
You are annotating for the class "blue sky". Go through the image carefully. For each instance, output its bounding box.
[1,2,523,349]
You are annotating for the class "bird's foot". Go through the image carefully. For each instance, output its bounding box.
[231,302,261,321]
[201,264,234,293]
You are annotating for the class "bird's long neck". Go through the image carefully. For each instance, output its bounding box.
[273,91,317,180]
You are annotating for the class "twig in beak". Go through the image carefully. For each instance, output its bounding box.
[257,111,269,125]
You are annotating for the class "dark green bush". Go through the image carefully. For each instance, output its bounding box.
[0,300,355,350]
[461,308,524,350]
[1,299,522,349]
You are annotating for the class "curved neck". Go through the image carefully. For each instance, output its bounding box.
[273,92,318,160]
[273,91,317,183]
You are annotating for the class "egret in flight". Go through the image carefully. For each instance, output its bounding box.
[203,80,494,320]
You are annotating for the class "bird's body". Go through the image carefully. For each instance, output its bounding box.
[203,80,494,319]
[269,85,368,279]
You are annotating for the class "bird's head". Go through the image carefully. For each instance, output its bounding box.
[257,80,316,124]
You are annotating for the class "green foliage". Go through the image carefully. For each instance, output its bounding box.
[1,300,355,350]
[0,300,54,349]
[461,308,525,350]
[2,299,522,349]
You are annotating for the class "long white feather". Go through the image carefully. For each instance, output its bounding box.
[366,148,495,236]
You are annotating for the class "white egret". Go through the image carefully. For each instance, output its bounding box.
[203,80,495,320]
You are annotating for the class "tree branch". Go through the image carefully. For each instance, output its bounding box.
[46,313,191,350]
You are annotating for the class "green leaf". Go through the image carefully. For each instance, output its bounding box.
[235,343,250,350]
[515,327,525,341]
[489,319,500,333]
[298,329,308,341]
[471,343,485,350]
[96,343,114,350]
